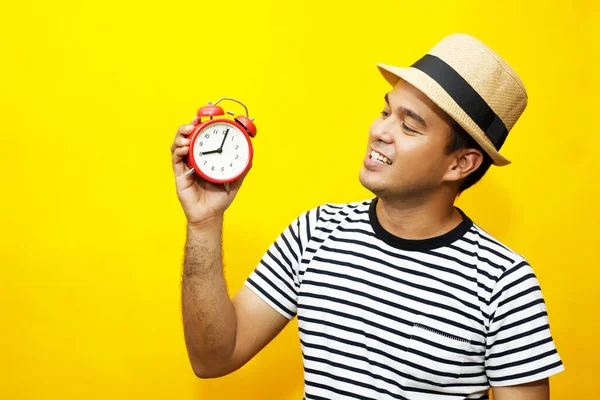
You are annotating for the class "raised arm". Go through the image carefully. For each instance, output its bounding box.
[172,119,289,378]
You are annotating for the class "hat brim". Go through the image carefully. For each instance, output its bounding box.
[377,63,511,166]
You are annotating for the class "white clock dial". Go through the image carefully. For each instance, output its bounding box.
[193,122,249,181]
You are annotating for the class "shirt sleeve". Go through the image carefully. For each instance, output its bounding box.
[485,259,565,386]
[243,207,318,319]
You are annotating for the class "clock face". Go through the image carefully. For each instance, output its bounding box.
[191,122,250,182]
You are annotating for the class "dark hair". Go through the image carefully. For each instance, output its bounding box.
[445,121,493,193]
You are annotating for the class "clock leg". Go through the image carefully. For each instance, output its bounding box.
[224,183,230,194]
[185,167,195,177]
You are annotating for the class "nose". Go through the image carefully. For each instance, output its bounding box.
[371,116,394,144]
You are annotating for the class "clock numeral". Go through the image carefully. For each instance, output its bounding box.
[205,134,210,139]
[235,145,239,150]
[199,141,203,146]
[211,166,215,171]
[220,167,224,172]
[235,155,239,159]
[203,160,207,165]
[229,163,233,167]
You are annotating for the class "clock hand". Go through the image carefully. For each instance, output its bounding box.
[199,128,230,156]
[218,128,230,152]
[200,148,220,156]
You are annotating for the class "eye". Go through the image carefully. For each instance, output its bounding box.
[402,122,418,133]
[381,110,390,118]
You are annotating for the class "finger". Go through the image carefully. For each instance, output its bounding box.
[172,146,189,162]
[181,124,195,136]
[170,136,191,153]
[171,124,194,153]
[172,146,190,176]
[189,116,200,125]
[174,124,195,142]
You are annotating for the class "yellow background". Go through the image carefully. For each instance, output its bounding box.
[1,0,597,398]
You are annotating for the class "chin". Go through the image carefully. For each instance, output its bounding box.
[359,167,385,196]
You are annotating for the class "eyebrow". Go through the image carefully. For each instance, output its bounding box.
[384,93,428,128]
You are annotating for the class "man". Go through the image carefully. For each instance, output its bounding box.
[170,34,564,399]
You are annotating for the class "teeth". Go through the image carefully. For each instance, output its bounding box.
[370,150,392,165]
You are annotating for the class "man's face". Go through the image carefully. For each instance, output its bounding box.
[359,79,457,199]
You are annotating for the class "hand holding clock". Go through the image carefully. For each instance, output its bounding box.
[171,120,250,227]
[171,97,256,227]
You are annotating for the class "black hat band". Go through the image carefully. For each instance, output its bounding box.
[411,54,508,150]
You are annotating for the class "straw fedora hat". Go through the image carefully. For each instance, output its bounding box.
[377,33,527,166]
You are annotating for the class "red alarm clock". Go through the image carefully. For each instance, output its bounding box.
[184,97,257,192]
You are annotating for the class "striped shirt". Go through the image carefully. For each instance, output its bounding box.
[244,198,564,399]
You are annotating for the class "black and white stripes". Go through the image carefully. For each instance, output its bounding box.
[245,199,563,399]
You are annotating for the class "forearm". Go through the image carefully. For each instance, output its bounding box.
[181,217,237,376]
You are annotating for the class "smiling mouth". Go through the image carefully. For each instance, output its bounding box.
[370,150,392,165]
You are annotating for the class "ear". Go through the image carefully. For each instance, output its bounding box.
[442,148,483,184]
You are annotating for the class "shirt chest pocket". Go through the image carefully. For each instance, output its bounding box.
[402,315,474,386]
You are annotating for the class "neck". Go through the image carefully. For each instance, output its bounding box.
[375,191,463,240]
